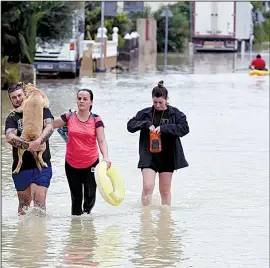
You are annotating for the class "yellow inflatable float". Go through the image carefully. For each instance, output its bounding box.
[94,161,125,206]
[249,69,270,76]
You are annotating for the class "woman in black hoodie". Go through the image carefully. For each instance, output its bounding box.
[127,81,189,206]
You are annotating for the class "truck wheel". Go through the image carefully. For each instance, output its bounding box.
[245,41,249,51]
[76,67,80,77]
[76,59,82,77]
[70,72,77,78]
[236,41,241,52]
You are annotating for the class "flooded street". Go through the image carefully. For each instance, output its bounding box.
[1,53,269,268]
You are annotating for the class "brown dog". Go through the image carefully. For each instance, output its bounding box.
[13,83,50,174]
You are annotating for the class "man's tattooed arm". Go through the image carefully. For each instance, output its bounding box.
[39,118,54,144]
[5,128,29,149]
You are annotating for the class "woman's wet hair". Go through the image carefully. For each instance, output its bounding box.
[77,88,93,111]
[152,80,168,99]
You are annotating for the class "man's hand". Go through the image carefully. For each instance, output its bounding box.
[27,118,54,152]
[27,138,43,152]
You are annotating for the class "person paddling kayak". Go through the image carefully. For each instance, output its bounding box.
[249,54,268,71]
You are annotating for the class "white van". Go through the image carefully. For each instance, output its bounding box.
[34,8,85,78]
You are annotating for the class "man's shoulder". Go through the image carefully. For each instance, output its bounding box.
[6,110,20,120]
[43,107,52,113]
[43,107,54,119]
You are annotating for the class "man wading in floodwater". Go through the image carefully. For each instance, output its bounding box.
[5,82,54,215]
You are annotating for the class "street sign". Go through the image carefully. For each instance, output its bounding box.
[161,7,173,18]
[104,1,117,17]
[123,1,144,12]
[124,1,144,19]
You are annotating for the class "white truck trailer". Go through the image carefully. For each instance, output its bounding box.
[192,1,254,52]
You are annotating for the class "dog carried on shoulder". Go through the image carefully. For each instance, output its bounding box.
[13,83,50,174]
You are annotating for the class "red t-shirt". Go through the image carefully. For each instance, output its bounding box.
[61,112,104,168]
[250,58,266,69]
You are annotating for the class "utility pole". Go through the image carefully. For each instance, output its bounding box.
[189,1,193,42]
[99,1,105,71]
[189,1,194,55]
[161,6,173,71]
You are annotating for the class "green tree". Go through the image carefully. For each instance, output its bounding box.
[105,13,130,37]
[254,23,266,44]
[36,2,76,44]
[154,2,190,53]
[84,3,130,40]
[251,2,270,44]
[263,19,270,41]
[1,1,74,64]
[84,2,102,40]
[2,2,34,63]
[252,1,264,11]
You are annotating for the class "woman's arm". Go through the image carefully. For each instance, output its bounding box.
[127,111,152,133]
[96,127,109,160]
[160,110,189,137]
[53,117,66,129]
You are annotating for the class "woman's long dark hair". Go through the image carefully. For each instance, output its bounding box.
[77,89,93,111]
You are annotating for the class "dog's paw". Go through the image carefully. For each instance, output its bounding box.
[42,163,48,168]
[43,97,50,108]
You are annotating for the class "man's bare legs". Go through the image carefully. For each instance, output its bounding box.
[17,187,32,215]
[31,184,48,211]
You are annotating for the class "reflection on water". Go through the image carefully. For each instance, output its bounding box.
[62,219,98,267]
[60,218,126,268]
[93,225,125,267]
[3,213,48,268]
[1,52,269,268]
[132,207,183,268]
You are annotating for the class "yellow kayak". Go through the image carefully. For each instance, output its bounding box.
[249,69,270,76]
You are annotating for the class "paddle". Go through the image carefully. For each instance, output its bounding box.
[232,68,249,73]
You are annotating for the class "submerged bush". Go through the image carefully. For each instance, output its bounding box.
[1,56,20,90]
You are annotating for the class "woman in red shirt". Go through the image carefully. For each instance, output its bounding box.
[53,89,110,215]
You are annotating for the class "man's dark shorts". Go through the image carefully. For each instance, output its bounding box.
[12,166,52,191]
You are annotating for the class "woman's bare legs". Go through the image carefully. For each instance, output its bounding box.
[159,172,173,205]
[141,168,156,206]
